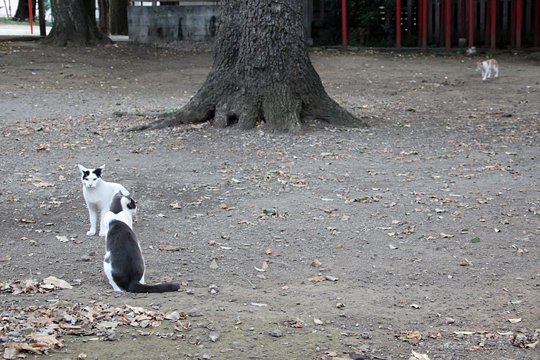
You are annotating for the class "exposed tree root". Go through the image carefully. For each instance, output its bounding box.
[129,82,366,132]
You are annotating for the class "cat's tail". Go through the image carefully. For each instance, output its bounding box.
[128,282,180,293]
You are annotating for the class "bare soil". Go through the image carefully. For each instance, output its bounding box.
[0,41,539,360]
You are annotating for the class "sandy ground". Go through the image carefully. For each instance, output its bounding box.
[0,41,539,360]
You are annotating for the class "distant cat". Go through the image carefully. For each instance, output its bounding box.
[103,192,180,293]
[466,46,477,56]
[476,59,499,81]
[78,164,130,237]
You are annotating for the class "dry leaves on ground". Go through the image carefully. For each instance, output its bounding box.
[0,276,72,294]
[0,302,189,357]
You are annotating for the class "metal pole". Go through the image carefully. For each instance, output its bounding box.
[461,0,466,37]
[445,0,451,48]
[341,0,348,48]
[28,0,33,34]
[422,0,428,50]
[515,0,522,48]
[396,0,402,48]
[418,0,423,47]
[490,0,496,51]
[468,0,474,46]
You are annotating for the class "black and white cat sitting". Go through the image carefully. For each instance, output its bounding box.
[78,164,130,237]
[103,192,180,293]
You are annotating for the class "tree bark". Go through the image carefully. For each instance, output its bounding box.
[99,0,111,35]
[133,0,366,132]
[45,0,111,46]
[110,0,128,35]
[12,0,35,21]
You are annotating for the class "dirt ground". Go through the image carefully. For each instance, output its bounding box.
[0,41,539,360]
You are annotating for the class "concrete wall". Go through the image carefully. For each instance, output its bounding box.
[128,4,219,44]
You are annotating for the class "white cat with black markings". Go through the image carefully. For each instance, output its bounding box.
[78,164,129,236]
[103,192,180,293]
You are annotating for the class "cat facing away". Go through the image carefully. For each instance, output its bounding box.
[103,192,180,293]
[476,59,499,81]
[78,164,129,236]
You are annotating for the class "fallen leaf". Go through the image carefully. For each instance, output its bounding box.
[308,275,326,282]
[30,333,64,348]
[286,319,304,328]
[36,143,49,151]
[254,261,268,272]
[410,350,431,360]
[397,330,422,344]
[3,348,17,359]
[165,311,184,321]
[262,208,278,216]
[43,276,73,289]
[320,208,337,213]
[159,245,179,252]
[169,201,182,209]
[454,331,475,335]
[20,218,36,223]
[56,235,69,242]
[32,180,55,188]
[209,332,220,342]
[311,259,322,267]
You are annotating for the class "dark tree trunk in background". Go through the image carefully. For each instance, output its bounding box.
[45,0,111,46]
[13,0,35,21]
[134,0,365,132]
[110,0,128,35]
[99,0,111,35]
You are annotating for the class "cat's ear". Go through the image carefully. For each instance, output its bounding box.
[78,164,87,174]
[94,164,105,178]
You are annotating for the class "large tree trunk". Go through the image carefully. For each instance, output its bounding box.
[134,0,366,132]
[12,0,35,21]
[99,0,111,35]
[110,0,128,35]
[45,0,111,46]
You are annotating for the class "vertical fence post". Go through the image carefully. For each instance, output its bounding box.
[341,0,348,49]
[515,0,522,48]
[490,0,496,51]
[28,0,33,34]
[420,0,428,50]
[396,0,402,48]
[445,0,452,48]
[468,0,474,46]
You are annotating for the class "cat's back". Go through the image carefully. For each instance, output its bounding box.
[104,180,129,195]
[106,220,138,249]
